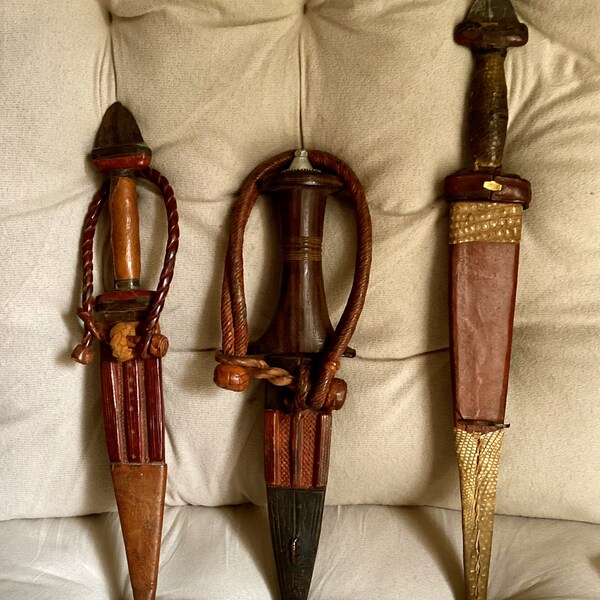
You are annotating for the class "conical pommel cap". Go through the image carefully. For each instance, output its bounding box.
[286,149,319,173]
[456,0,528,49]
[91,102,152,171]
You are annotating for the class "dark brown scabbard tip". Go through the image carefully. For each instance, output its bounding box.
[267,487,326,600]
[111,463,167,600]
[456,0,528,49]
[91,102,152,171]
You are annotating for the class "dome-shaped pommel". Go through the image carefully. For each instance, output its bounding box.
[90,102,152,172]
[214,363,250,392]
[260,149,343,194]
[455,0,528,50]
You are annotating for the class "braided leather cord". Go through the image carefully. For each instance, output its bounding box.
[218,150,372,410]
[73,168,179,362]
[137,167,180,358]
[76,180,111,350]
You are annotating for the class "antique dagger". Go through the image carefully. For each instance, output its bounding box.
[72,102,179,600]
[445,1,531,598]
[215,150,372,600]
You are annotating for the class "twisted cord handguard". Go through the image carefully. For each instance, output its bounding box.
[72,168,179,364]
[217,149,372,410]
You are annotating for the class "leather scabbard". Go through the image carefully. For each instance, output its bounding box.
[96,290,167,600]
[446,171,531,599]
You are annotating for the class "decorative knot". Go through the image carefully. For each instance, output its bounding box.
[214,351,294,391]
[110,322,139,362]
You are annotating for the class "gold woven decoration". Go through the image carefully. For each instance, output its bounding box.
[454,427,505,600]
[109,321,139,362]
[450,202,522,244]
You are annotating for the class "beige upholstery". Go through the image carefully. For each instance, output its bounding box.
[1,505,599,599]
[1,0,599,596]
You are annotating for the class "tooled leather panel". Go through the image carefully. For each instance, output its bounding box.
[265,411,330,489]
[450,202,523,244]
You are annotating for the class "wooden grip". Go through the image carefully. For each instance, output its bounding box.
[253,185,331,354]
[469,51,508,171]
[251,171,343,356]
[108,175,141,287]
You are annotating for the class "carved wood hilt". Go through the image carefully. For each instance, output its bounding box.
[215,150,372,412]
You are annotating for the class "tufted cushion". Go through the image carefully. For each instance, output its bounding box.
[1,505,599,599]
[1,0,599,524]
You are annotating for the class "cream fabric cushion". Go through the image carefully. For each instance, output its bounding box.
[1,0,599,525]
[1,505,599,599]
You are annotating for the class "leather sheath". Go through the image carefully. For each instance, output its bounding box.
[96,290,167,600]
[96,291,165,463]
[446,171,531,431]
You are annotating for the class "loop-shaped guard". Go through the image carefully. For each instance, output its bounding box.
[72,168,179,363]
[217,150,372,411]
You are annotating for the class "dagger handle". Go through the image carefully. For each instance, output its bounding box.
[455,12,528,172]
[251,172,343,356]
[108,171,142,289]
[468,50,508,171]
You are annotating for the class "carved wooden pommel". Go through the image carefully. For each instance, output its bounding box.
[455,0,528,50]
[455,19,528,50]
[90,102,152,172]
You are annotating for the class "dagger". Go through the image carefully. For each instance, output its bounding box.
[72,102,179,600]
[445,1,531,599]
[215,149,372,600]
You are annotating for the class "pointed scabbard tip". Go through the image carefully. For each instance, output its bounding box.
[457,0,528,49]
[268,487,326,600]
[91,102,151,170]
[112,463,167,600]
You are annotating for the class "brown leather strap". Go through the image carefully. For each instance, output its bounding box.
[445,170,531,207]
[72,168,179,363]
[217,150,372,410]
